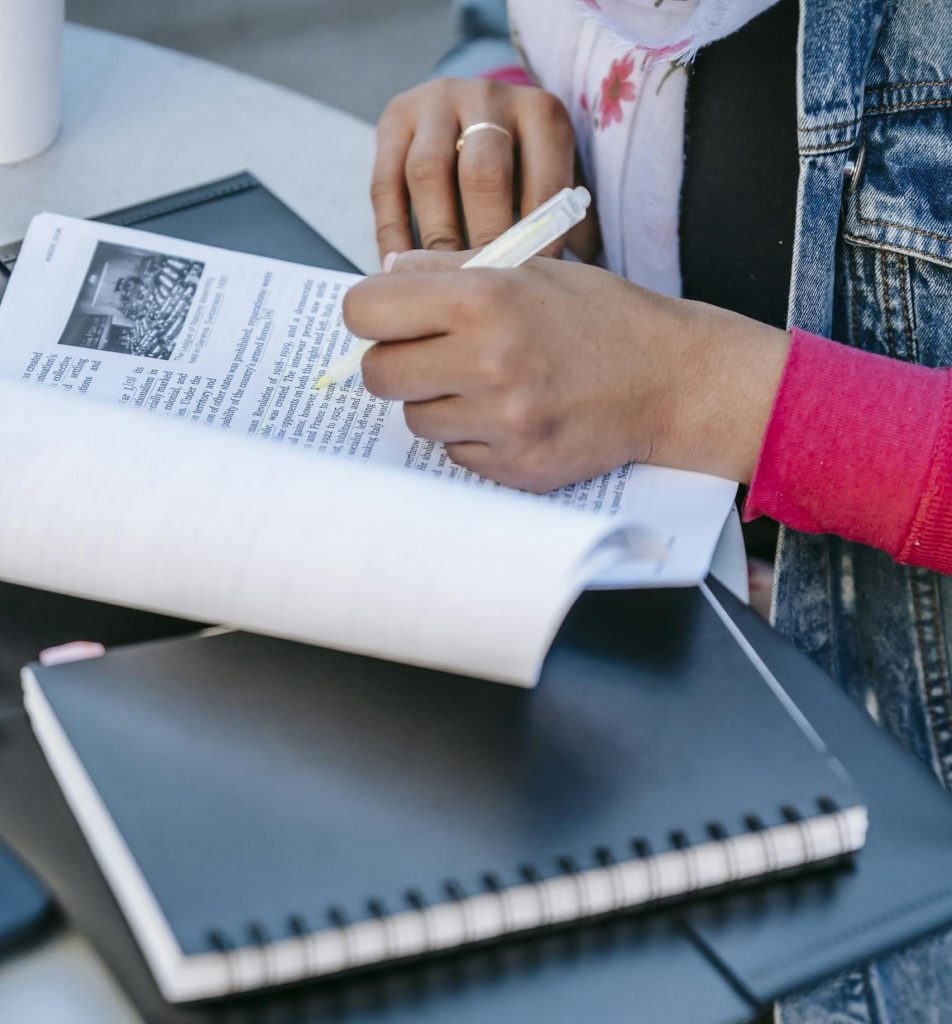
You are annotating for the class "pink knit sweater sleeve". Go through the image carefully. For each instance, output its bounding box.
[745,328,952,575]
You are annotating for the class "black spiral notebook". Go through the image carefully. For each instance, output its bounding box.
[23,588,866,1004]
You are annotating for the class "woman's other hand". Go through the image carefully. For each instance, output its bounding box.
[371,77,593,264]
[343,250,791,492]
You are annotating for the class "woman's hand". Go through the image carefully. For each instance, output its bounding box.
[371,77,595,263]
[343,251,791,491]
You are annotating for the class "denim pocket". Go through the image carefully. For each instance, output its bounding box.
[841,97,952,365]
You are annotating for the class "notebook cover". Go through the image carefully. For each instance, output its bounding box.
[6,597,770,1024]
[23,586,861,979]
[0,713,754,1024]
[0,717,753,1024]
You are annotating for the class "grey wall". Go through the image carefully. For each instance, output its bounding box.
[66,0,455,123]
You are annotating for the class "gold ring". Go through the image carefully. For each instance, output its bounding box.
[456,121,514,153]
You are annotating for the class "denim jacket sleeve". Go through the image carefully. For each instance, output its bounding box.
[433,0,520,79]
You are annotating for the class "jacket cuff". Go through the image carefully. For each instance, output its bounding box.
[745,329,952,571]
[899,373,952,570]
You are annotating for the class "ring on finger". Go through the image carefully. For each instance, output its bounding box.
[456,122,514,153]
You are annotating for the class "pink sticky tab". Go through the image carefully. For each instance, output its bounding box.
[39,641,106,667]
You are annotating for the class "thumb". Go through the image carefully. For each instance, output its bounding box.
[383,248,474,274]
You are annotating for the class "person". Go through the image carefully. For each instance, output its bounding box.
[342,0,952,1020]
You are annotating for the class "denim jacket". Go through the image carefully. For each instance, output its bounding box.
[776,5,952,1013]
[777,0,952,784]
[440,1,952,1018]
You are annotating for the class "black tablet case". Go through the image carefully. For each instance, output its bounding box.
[0,171,359,295]
[0,842,54,955]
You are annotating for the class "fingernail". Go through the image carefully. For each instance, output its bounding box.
[382,251,399,273]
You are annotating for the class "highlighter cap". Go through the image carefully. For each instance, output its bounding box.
[463,187,592,270]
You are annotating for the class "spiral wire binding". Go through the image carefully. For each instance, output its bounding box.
[482,871,515,936]
[520,863,553,927]
[247,919,278,989]
[672,830,702,893]
[745,814,781,875]
[368,896,399,959]
[632,837,662,904]
[781,803,816,864]
[328,904,355,971]
[204,797,858,987]
[707,822,741,885]
[443,879,477,943]
[594,845,624,912]
[405,888,433,950]
[288,912,317,977]
[558,854,592,918]
[207,927,239,995]
[818,796,851,860]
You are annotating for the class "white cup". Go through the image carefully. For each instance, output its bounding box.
[0,0,64,164]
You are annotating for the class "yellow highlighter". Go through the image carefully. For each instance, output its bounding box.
[312,186,592,392]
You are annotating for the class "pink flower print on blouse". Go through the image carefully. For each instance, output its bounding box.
[579,0,602,9]
[599,52,636,129]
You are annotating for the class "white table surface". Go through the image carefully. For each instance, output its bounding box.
[0,24,378,275]
[0,26,748,1020]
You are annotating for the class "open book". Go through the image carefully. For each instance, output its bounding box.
[0,214,736,684]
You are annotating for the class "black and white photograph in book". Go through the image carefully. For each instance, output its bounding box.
[57,242,204,360]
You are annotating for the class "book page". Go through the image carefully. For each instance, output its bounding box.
[0,379,641,685]
[0,213,735,586]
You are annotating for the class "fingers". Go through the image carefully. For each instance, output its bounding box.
[405,104,465,251]
[443,442,497,481]
[342,270,468,344]
[516,93,576,255]
[373,80,583,271]
[387,249,473,274]
[456,122,516,248]
[402,396,485,443]
[372,103,416,262]
[361,337,461,403]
